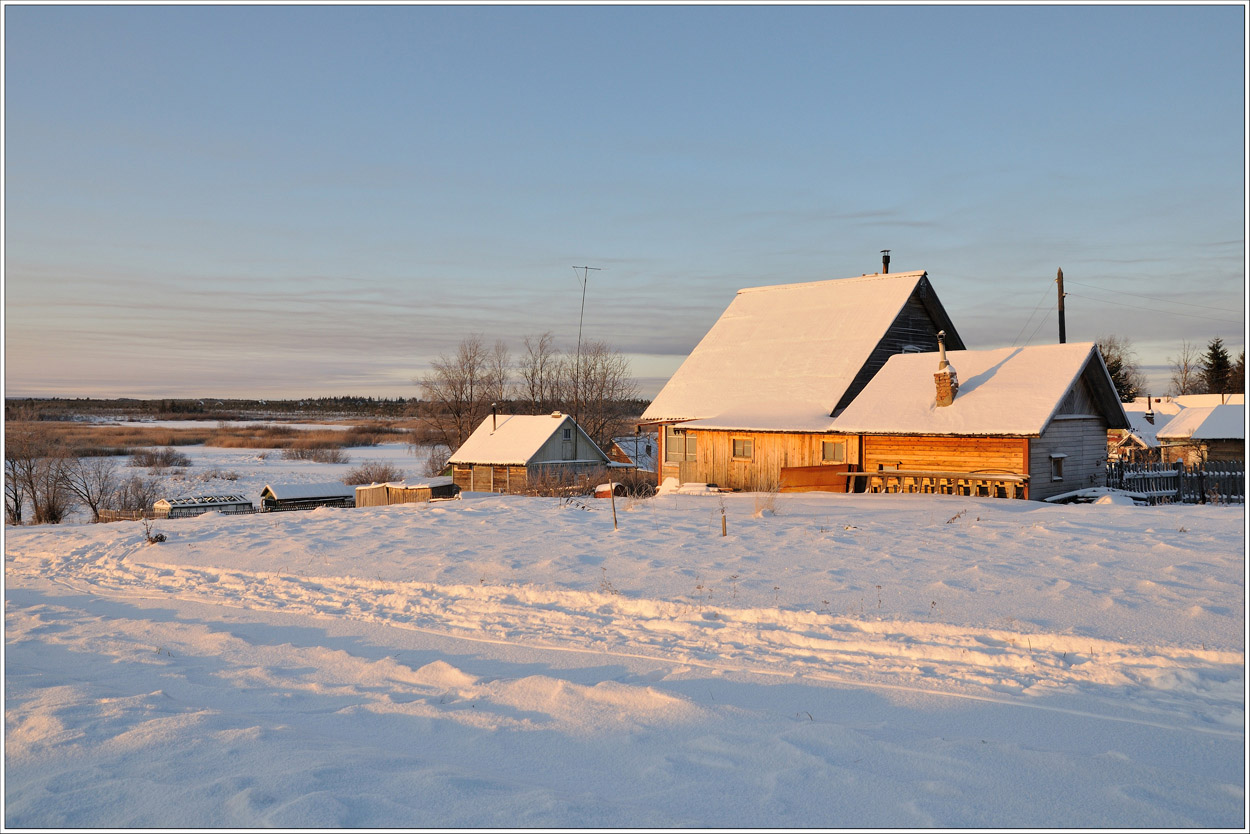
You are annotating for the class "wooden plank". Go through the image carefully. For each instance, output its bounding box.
[779,464,854,493]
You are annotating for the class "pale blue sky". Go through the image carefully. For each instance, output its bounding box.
[4,3,1245,399]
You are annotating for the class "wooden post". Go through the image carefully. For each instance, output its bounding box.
[1057,268,1066,344]
[610,486,618,530]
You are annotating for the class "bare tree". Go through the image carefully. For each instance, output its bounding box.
[1168,340,1202,396]
[416,336,495,451]
[518,332,560,414]
[112,473,162,513]
[559,339,640,448]
[4,419,76,524]
[1097,334,1146,402]
[65,456,121,523]
[485,339,512,406]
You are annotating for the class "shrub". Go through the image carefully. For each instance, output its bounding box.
[342,460,406,485]
[130,447,191,470]
[282,445,350,463]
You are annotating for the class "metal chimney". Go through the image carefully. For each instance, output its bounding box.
[491,403,497,432]
[881,249,891,274]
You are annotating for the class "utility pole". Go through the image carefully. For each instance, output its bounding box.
[571,266,601,426]
[1056,268,1067,344]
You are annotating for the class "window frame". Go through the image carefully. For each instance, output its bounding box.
[821,439,846,463]
[1049,452,1066,481]
[731,437,755,460]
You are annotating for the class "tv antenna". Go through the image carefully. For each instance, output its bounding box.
[571,266,602,425]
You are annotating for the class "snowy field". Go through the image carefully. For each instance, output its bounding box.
[4,442,1245,828]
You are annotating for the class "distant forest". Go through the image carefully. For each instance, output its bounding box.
[4,396,654,424]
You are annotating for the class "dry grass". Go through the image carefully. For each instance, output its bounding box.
[10,421,417,457]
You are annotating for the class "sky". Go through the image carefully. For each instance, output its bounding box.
[3,3,1246,401]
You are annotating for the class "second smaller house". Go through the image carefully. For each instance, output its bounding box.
[154,494,254,518]
[828,341,1129,501]
[260,482,357,512]
[448,412,611,494]
[1156,404,1245,465]
[355,477,460,507]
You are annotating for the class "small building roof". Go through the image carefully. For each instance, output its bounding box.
[356,476,455,491]
[260,482,356,501]
[1156,404,1246,442]
[640,271,961,430]
[448,413,609,466]
[829,342,1129,436]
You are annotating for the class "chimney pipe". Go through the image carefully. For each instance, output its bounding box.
[491,403,497,432]
[934,331,959,407]
[881,249,890,274]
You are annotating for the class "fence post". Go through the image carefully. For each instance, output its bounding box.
[1175,460,1185,504]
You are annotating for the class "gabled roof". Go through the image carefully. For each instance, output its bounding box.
[640,271,961,431]
[260,482,356,501]
[1156,404,1246,442]
[448,413,610,466]
[829,342,1129,436]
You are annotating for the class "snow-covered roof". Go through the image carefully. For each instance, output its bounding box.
[447,413,608,466]
[1118,410,1164,448]
[1172,393,1245,409]
[260,482,357,501]
[610,433,658,473]
[829,342,1128,436]
[356,476,455,490]
[640,271,954,431]
[1156,404,1246,441]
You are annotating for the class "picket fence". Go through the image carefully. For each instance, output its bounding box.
[1105,460,1245,505]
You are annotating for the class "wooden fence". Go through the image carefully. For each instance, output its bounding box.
[1105,460,1244,505]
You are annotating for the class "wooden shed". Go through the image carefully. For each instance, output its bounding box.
[639,269,964,492]
[448,412,611,494]
[259,482,356,512]
[153,494,254,518]
[828,342,1129,501]
[354,477,460,507]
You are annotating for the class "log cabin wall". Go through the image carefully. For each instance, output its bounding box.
[687,430,859,492]
[861,435,1026,475]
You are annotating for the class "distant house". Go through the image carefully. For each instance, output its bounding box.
[608,432,658,475]
[828,342,1129,501]
[1156,404,1245,465]
[448,412,612,494]
[153,494,254,518]
[639,269,964,491]
[354,477,460,507]
[259,482,356,511]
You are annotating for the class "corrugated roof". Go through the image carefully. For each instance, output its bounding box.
[829,342,1127,436]
[155,494,251,508]
[640,271,940,430]
[261,482,356,500]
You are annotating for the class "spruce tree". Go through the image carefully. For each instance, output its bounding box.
[1200,337,1232,394]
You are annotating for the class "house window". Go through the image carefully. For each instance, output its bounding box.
[665,425,696,462]
[822,440,846,463]
[1050,453,1066,481]
[563,428,572,440]
[732,438,754,460]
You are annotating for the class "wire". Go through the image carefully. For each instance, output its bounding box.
[1064,292,1243,327]
[1010,283,1057,347]
[1021,301,1058,347]
[1063,278,1236,314]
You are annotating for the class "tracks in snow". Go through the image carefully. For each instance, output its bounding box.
[10,543,1243,736]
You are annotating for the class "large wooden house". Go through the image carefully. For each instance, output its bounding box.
[828,342,1129,501]
[639,269,964,491]
[448,412,612,494]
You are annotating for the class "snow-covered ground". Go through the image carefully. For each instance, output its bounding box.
[4,443,1245,828]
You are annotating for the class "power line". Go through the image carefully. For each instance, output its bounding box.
[1064,292,1243,327]
[1063,278,1235,314]
[1011,283,1056,347]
